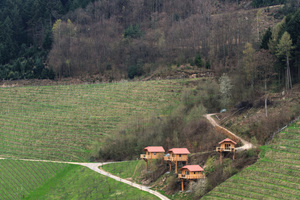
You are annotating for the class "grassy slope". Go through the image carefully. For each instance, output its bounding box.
[26,164,158,200]
[103,160,145,180]
[0,79,185,161]
[202,119,300,200]
[0,160,68,200]
[0,159,159,200]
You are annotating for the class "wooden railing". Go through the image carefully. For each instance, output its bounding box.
[178,174,205,179]
[216,147,235,152]
[140,154,151,159]
[164,156,187,162]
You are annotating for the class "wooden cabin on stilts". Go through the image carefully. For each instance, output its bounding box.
[164,148,190,173]
[216,138,237,163]
[140,146,165,170]
[178,165,205,191]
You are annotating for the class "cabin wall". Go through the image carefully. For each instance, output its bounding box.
[170,153,188,161]
[181,169,188,174]
[220,142,235,149]
[150,152,164,159]
[180,169,202,175]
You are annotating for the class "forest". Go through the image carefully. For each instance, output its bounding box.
[0,0,300,88]
[0,0,95,79]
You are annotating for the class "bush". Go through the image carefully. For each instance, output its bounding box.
[189,178,208,198]
[128,61,144,79]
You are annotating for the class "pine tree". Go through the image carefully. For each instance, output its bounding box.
[1,17,17,63]
[260,27,272,49]
[194,53,203,68]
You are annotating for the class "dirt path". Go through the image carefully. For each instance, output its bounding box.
[0,157,169,200]
[205,114,254,151]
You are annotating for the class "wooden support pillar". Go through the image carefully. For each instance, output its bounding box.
[146,160,148,171]
[181,179,184,191]
[175,161,178,174]
[150,159,152,171]
[169,162,172,172]
[220,152,223,164]
[233,150,235,160]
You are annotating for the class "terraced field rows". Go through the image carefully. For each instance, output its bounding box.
[0,80,183,161]
[0,159,67,199]
[203,120,300,200]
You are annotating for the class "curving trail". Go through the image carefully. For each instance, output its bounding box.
[205,114,254,151]
[82,163,170,200]
[0,158,169,200]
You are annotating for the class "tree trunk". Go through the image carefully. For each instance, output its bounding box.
[298,61,300,82]
[265,78,268,117]
[286,54,292,90]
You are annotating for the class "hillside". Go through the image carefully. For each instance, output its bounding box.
[0,79,184,161]
[0,159,159,200]
[1,0,300,199]
[0,160,67,199]
[219,84,300,144]
[99,84,299,199]
[2,0,298,82]
[202,118,300,199]
[25,164,158,200]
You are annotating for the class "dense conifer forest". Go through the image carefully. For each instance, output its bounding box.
[0,0,94,79]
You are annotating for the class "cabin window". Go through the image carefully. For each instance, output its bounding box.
[179,154,181,157]
[185,171,189,175]
[154,153,156,156]
[225,144,231,150]
[148,152,150,155]
[172,154,175,157]
[194,172,196,174]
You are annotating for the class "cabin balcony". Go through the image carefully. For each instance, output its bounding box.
[216,147,235,152]
[164,156,187,162]
[178,174,205,179]
[140,154,151,159]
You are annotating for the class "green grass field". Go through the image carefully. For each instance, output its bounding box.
[25,164,158,200]
[0,159,67,200]
[103,160,146,180]
[0,159,158,200]
[0,80,185,161]
[203,119,300,200]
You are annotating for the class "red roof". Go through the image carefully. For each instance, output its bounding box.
[219,138,237,145]
[143,146,165,153]
[167,148,190,154]
[180,165,204,172]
